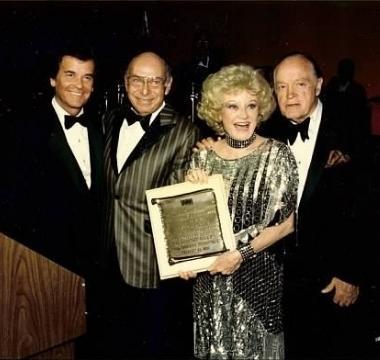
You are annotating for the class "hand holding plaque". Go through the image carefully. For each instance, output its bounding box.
[146,174,235,279]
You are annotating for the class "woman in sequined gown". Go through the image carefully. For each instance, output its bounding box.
[180,64,298,359]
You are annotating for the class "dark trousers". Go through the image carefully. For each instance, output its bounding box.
[81,246,193,359]
[283,276,373,360]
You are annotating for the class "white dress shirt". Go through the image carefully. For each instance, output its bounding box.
[52,97,92,189]
[116,102,165,173]
[289,99,323,207]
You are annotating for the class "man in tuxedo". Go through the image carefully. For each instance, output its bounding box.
[5,44,103,276]
[1,44,103,357]
[102,51,199,358]
[271,52,369,359]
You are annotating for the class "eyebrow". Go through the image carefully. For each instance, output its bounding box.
[275,77,311,83]
[128,74,165,78]
[63,70,94,77]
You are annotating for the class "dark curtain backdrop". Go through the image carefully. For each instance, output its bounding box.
[1,1,380,111]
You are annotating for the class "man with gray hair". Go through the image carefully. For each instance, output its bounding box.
[271,52,368,359]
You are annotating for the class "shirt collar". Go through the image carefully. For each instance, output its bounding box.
[289,99,322,136]
[52,97,84,127]
[129,101,165,126]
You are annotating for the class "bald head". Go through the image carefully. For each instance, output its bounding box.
[126,52,170,79]
[125,52,173,116]
[274,53,322,80]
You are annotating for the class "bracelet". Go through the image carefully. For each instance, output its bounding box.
[238,244,256,262]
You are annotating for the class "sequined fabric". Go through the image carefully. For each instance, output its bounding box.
[191,139,298,360]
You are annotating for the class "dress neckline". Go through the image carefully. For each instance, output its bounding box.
[211,138,271,161]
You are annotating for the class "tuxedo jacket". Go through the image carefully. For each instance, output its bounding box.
[261,106,362,287]
[1,100,104,277]
[103,103,200,289]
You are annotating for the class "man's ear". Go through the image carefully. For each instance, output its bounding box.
[164,76,173,96]
[50,78,56,88]
[315,77,323,96]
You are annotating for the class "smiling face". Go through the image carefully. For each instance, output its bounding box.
[274,55,323,123]
[50,55,94,116]
[220,89,259,140]
[125,52,172,116]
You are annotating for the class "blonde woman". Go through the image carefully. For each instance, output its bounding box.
[181,64,298,359]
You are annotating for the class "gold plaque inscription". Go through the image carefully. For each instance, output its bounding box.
[151,189,227,264]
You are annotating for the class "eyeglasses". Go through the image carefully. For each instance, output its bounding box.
[127,75,166,89]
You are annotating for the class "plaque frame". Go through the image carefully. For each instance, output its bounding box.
[146,174,236,280]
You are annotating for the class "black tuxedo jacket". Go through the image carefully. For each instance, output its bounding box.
[261,107,362,287]
[1,100,104,276]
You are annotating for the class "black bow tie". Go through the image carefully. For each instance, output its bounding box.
[125,107,151,132]
[285,117,310,145]
[64,114,88,129]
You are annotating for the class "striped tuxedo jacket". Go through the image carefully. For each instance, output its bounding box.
[103,103,200,288]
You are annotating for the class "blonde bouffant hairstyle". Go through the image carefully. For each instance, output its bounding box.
[197,64,276,134]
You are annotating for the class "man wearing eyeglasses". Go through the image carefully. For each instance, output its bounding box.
[101,51,199,358]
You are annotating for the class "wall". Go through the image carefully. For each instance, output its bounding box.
[1,1,380,101]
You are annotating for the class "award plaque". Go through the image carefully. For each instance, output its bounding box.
[146,174,235,279]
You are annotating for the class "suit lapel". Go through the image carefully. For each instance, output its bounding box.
[108,108,126,175]
[268,114,325,207]
[47,107,90,193]
[87,115,103,192]
[299,111,331,207]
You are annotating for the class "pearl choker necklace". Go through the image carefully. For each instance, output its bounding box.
[225,132,256,149]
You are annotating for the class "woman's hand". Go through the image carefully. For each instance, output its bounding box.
[208,250,243,276]
[179,271,197,280]
[185,168,208,184]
